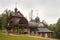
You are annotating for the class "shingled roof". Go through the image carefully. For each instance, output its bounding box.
[37,27,53,32]
[28,22,38,28]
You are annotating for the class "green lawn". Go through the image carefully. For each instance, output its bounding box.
[0,33,46,40]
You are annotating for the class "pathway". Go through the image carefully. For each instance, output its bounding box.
[9,33,58,40]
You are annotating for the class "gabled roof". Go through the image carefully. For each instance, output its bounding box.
[11,12,23,17]
[11,8,23,17]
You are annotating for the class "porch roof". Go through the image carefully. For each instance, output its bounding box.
[37,27,53,32]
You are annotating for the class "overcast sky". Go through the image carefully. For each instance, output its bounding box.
[0,0,60,24]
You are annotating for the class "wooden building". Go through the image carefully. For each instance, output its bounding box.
[7,8,28,34]
[7,8,53,38]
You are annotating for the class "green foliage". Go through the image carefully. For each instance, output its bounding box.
[48,18,60,39]
[0,16,2,31]
[55,18,60,38]
[0,9,12,31]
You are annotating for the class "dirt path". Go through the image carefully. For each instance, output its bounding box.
[9,34,58,40]
[27,36,58,40]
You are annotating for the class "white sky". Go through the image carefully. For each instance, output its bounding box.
[0,0,60,24]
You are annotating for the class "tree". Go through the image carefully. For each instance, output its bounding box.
[42,20,48,28]
[0,9,12,32]
[0,15,2,32]
[55,18,60,38]
[49,18,60,39]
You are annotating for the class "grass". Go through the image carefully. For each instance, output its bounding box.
[0,33,46,40]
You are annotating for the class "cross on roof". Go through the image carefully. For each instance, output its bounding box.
[36,9,39,17]
[15,2,17,8]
